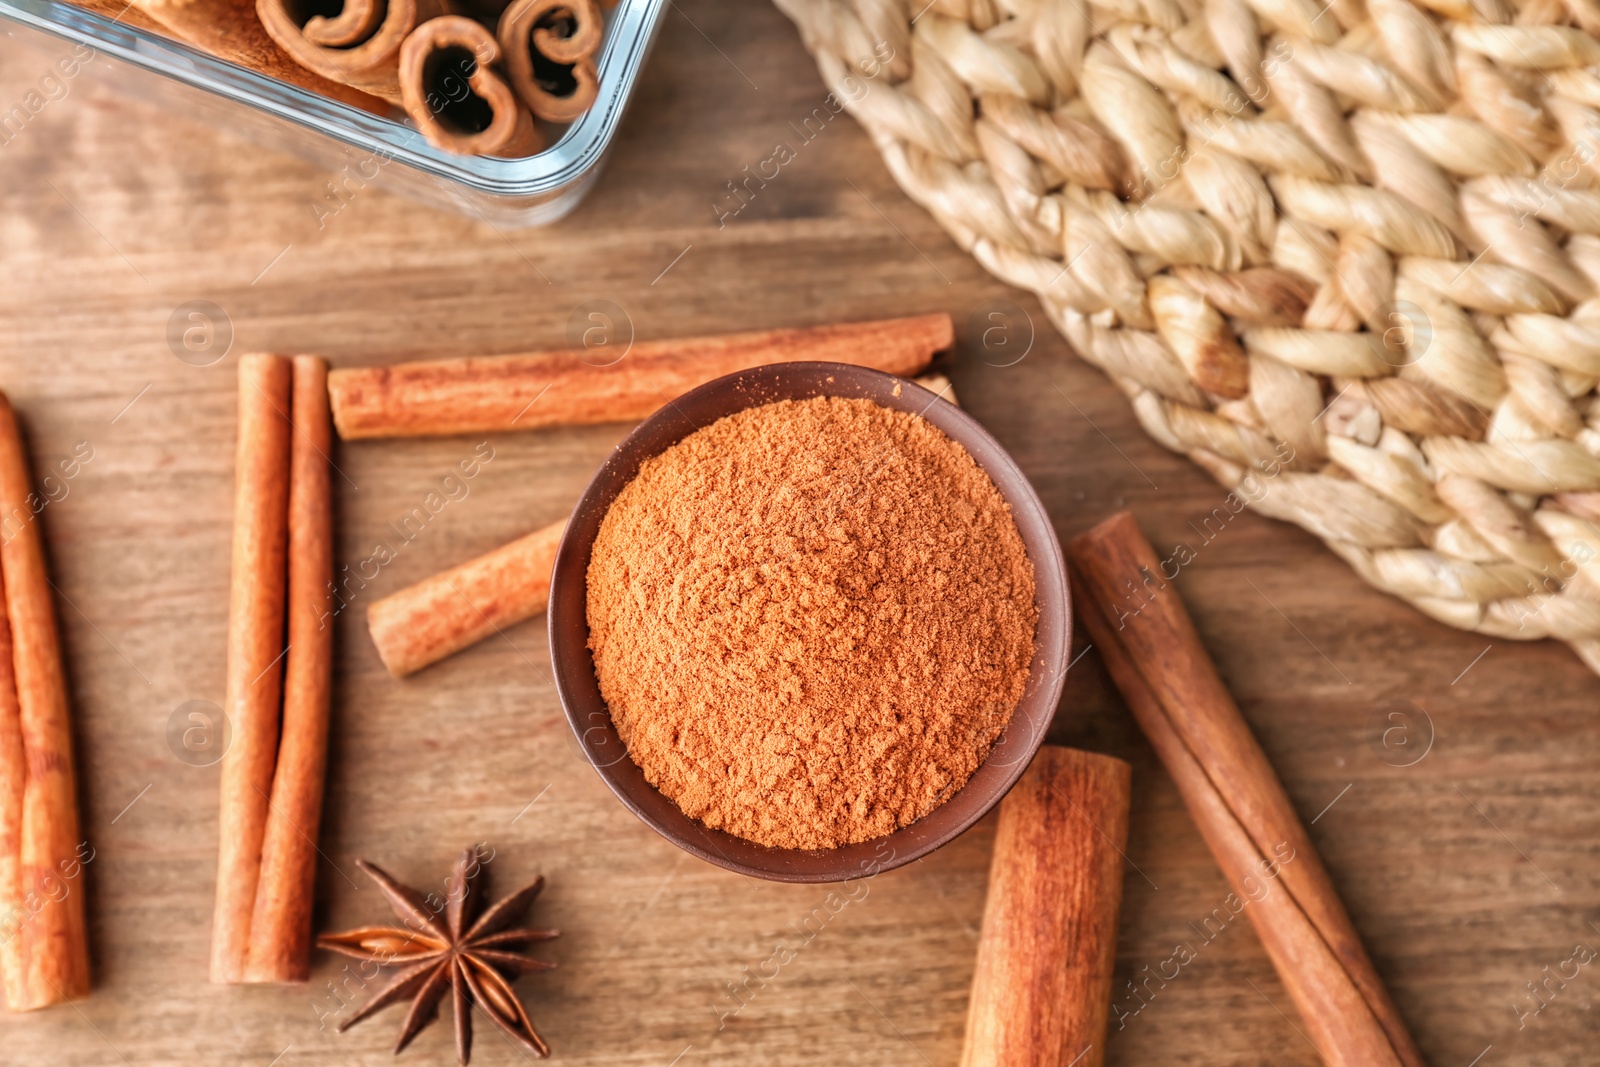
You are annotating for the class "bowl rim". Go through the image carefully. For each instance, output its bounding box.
[548,361,1070,882]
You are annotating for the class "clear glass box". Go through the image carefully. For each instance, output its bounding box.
[0,0,664,226]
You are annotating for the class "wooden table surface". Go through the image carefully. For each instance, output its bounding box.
[0,2,1595,1064]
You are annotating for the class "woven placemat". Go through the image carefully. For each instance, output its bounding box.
[776,0,1600,674]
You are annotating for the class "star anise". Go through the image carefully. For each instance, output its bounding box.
[318,847,558,1063]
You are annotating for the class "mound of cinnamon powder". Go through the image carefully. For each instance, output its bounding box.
[586,395,1037,850]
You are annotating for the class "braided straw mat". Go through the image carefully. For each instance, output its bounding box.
[776,0,1600,675]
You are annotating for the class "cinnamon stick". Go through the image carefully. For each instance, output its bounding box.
[1067,512,1424,1067]
[327,314,955,439]
[256,0,446,103]
[398,16,541,158]
[960,746,1129,1067]
[0,396,89,1010]
[0,586,23,1006]
[496,0,602,122]
[130,0,390,111]
[243,356,334,983]
[212,354,293,985]
[368,517,564,677]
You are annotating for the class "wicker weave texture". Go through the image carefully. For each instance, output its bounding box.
[777,0,1600,674]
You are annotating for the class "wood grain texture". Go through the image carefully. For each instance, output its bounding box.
[960,746,1129,1067]
[0,0,1593,1063]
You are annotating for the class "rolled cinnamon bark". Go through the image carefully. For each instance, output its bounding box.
[1067,512,1425,1067]
[131,0,390,110]
[960,746,1129,1067]
[365,371,951,676]
[368,518,564,677]
[0,583,23,1006]
[212,355,293,985]
[496,0,601,122]
[327,314,955,439]
[399,16,541,158]
[0,396,90,1011]
[912,372,956,407]
[242,356,334,983]
[256,0,446,103]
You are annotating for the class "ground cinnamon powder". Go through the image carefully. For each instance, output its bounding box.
[586,395,1037,850]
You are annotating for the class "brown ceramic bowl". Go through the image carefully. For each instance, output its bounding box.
[547,362,1070,882]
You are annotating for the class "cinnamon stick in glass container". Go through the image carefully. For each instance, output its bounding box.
[130,0,390,109]
[1067,511,1425,1067]
[362,370,951,677]
[64,0,164,32]
[0,395,90,1010]
[326,313,955,439]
